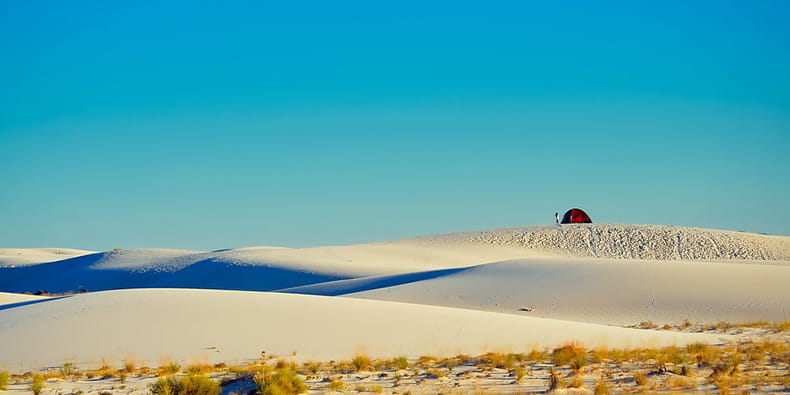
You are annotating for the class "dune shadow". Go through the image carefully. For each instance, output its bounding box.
[276,266,473,296]
[0,296,67,311]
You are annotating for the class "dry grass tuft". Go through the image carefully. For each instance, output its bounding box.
[255,367,307,395]
[552,342,586,367]
[0,371,9,391]
[352,355,372,371]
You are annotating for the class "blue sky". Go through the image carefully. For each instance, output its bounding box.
[1,1,789,250]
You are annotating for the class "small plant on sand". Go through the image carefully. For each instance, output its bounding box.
[547,367,564,392]
[305,361,321,375]
[552,342,586,367]
[328,379,345,391]
[186,363,213,375]
[390,356,409,370]
[122,359,136,374]
[0,370,9,390]
[352,355,372,371]
[158,362,181,376]
[31,373,45,395]
[568,375,584,388]
[59,362,76,377]
[594,380,611,395]
[569,355,588,374]
[526,349,546,362]
[632,371,649,386]
[513,366,526,382]
[150,374,220,395]
[255,368,307,395]
[369,384,383,393]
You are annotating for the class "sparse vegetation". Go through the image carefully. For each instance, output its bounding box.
[157,362,181,376]
[552,342,586,367]
[594,380,611,395]
[0,371,8,390]
[255,368,307,395]
[4,320,790,393]
[328,379,345,391]
[149,374,220,395]
[31,373,45,395]
[352,355,372,371]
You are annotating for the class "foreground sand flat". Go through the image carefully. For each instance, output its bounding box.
[0,288,730,370]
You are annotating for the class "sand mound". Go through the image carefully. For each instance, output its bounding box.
[307,259,789,326]
[0,288,727,370]
[0,248,95,267]
[425,224,790,260]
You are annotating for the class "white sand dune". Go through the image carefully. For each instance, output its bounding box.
[424,224,790,260]
[0,225,786,371]
[0,248,95,267]
[0,288,729,371]
[1,225,786,295]
[0,292,47,307]
[0,243,537,294]
[283,259,790,325]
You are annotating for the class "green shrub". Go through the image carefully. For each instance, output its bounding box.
[255,368,307,395]
[149,374,220,395]
[31,373,45,395]
[0,371,9,390]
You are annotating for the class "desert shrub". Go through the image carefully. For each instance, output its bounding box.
[304,361,321,375]
[150,374,220,395]
[639,320,658,329]
[275,359,297,371]
[352,355,372,371]
[255,368,307,395]
[632,371,648,386]
[568,375,584,388]
[417,356,436,368]
[328,379,344,391]
[667,375,695,389]
[186,363,213,375]
[514,366,525,382]
[390,356,409,370]
[591,347,609,363]
[552,342,586,367]
[526,349,546,362]
[0,371,8,390]
[369,384,383,393]
[123,359,136,374]
[158,362,181,376]
[426,368,445,378]
[59,362,76,377]
[547,367,564,392]
[594,380,611,395]
[568,355,587,374]
[31,373,45,395]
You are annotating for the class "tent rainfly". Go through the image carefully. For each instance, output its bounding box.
[561,208,592,224]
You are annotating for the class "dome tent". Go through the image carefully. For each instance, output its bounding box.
[561,208,592,224]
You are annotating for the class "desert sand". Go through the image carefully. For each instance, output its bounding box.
[0,224,788,373]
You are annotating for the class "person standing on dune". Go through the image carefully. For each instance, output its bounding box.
[555,212,560,225]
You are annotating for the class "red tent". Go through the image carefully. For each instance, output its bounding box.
[561,208,592,224]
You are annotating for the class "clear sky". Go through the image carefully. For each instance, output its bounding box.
[1,1,789,250]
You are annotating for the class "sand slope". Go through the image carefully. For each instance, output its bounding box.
[281,259,790,325]
[0,248,95,267]
[1,225,787,295]
[425,224,790,260]
[0,288,728,370]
